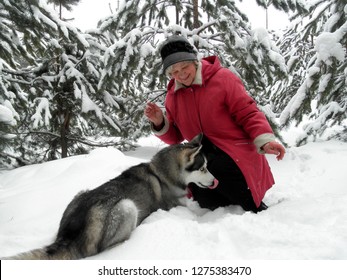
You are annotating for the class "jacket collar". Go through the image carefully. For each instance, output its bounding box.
[174,61,202,92]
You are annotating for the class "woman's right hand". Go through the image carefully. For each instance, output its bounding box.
[144,102,164,127]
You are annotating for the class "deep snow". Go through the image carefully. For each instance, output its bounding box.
[1,135,346,260]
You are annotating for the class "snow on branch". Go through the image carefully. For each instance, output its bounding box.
[30,4,58,31]
[315,32,345,65]
[81,90,103,120]
[0,104,15,125]
[31,97,52,128]
[303,101,346,133]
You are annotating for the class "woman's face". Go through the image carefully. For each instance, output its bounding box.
[167,61,197,86]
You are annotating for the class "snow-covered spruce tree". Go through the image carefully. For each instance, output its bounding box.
[96,0,291,141]
[0,0,36,167]
[0,0,127,167]
[0,57,22,167]
[275,0,347,145]
[0,100,18,167]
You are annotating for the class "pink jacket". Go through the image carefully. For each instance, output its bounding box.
[155,56,275,206]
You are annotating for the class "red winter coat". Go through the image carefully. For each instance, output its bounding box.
[155,56,275,206]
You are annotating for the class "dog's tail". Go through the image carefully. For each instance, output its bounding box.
[2,241,80,260]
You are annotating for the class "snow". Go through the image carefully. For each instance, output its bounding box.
[315,32,345,64]
[279,80,307,125]
[1,132,347,262]
[0,104,15,124]
[31,3,57,31]
[252,28,287,73]
[31,97,51,128]
[318,73,332,93]
[303,102,346,133]
[82,92,103,119]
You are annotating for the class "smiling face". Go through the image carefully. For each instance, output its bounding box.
[167,61,197,86]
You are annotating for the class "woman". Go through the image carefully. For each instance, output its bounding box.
[144,35,285,213]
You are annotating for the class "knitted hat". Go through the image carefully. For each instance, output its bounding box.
[160,35,197,72]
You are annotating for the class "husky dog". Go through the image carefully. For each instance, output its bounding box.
[4,134,217,260]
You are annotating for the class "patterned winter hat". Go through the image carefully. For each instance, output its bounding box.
[160,35,197,72]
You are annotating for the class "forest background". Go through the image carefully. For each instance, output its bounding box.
[0,0,346,168]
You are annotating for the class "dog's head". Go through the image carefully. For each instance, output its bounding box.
[152,134,218,189]
[180,134,218,189]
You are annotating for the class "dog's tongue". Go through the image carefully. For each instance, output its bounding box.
[208,178,219,189]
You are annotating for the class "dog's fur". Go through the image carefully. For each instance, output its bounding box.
[4,134,215,260]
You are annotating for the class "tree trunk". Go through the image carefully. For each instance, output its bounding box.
[60,111,70,158]
[193,0,199,29]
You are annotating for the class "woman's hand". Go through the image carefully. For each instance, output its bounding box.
[144,102,164,127]
[262,141,286,161]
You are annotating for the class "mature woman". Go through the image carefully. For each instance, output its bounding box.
[144,35,285,213]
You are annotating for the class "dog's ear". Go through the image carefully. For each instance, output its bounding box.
[185,145,202,164]
[189,133,203,147]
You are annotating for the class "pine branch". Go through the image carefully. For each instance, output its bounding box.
[16,130,122,148]
[65,136,121,148]
[0,151,31,166]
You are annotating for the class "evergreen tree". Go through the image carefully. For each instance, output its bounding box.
[274,0,347,145]
[0,99,18,167]
[0,0,35,167]
[0,0,128,167]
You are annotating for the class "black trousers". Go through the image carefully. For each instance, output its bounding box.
[190,137,259,212]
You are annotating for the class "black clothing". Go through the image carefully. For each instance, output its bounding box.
[190,136,267,213]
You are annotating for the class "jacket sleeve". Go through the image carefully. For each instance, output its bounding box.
[223,70,274,148]
[151,108,184,145]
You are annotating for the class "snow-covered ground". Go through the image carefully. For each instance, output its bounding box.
[1,134,346,261]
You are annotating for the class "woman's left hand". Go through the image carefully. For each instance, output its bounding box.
[262,141,286,161]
